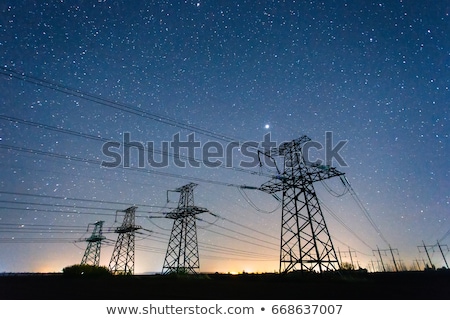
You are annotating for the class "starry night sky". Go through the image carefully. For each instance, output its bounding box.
[0,0,448,273]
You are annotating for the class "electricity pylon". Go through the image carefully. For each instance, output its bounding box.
[338,247,357,269]
[418,240,449,269]
[418,241,436,269]
[109,206,141,275]
[436,241,449,269]
[373,247,388,272]
[373,246,400,271]
[162,183,208,274]
[80,221,105,266]
[258,135,344,273]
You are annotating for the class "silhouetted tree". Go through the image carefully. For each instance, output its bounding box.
[62,264,111,277]
[340,262,354,271]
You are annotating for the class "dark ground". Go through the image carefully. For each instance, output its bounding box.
[1,270,449,300]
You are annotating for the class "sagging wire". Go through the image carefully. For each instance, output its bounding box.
[321,178,349,197]
[146,199,172,231]
[341,176,390,246]
[196,213,220,230]
[237,187,281,214]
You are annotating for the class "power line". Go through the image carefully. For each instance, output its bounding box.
[0,205,115,217]
[0,237,80,243]
[330,234,373,257]
[200,227,278,252]
[136,234,276,260]
[0,199,132,212]
[341,176,390,246]
[0,115,267,178]
[135,242,276,261]
[0,197,282,255]
[0,230,86,234]
[439,228,450,242]
[208,213,279,241]
[0,144,246,188]
[116,225,277,261]
[0,217,279,259]
[0,190,170,210]
[146,218,279,258]
[0,162,174,193]
[0,67,246,144]
[237,187,281,214]
[200,218,278,247]
[319,200,374,251]
[0,222,88,229]
[320,179,349,197]
[0,204,162,218]
[0,191,287,243]
[200,254,276,262]
[0,217,281,263]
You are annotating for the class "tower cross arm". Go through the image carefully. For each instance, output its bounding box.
[165,205,209,219]
[85,234,106,242]
[259,165,345,194]
[259,179,284,194]
[115,225,142,233]
[305,164,345,182]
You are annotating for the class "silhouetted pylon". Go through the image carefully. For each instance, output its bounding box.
[80,220,105,267]
[109,206,141,275]
[258,135,344,273]
[162,183,208,274]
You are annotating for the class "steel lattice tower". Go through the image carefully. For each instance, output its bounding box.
[80,221,105,266]
[259,135,344,273]
[109,206,141,275]
[162,183,208,274]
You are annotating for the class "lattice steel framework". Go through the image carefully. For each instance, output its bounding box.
[260,135,344,273]
[80,220,105,267]
[162,183,208,274]
[109,206,141,275]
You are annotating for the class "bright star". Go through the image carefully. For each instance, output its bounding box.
[264,124,270,129]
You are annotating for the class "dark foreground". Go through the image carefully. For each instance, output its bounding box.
[1,271,449,300]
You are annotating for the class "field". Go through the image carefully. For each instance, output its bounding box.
[0,270,449,300]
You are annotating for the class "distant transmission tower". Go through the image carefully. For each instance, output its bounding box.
[109,206,141,275]
[162,183,208,274]
[258,135,344,273]
[80,221,105,267]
